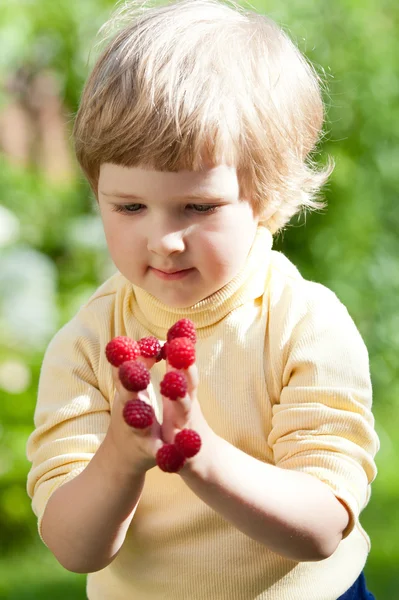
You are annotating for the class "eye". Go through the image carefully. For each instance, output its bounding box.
[112,203,144,214]
[187,204,220,214]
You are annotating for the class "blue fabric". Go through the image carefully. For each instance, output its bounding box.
[337,571,375,599]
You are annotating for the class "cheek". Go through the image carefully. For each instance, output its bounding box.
[195,211,257,274]
[104,227,125,259]
[195,230,237,272]
[103,219,137,253]
[101,213,118,244]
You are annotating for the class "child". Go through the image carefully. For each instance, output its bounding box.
[26,1,379,598]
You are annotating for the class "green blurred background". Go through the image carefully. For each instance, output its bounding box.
[0,0,397,598]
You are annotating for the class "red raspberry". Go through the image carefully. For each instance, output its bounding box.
[160,371,187,400]
[156,342,169,362]
[123,399,154,429]
[174,429,202,458]
[167,319,196,344]
[105,336,140,367]
[167,337,196,370]
[138,336,161,358]
[156,444,186,473]
[119,360,150,392]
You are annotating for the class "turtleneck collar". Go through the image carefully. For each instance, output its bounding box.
[130,225,273,339]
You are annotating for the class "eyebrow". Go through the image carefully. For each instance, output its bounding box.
[100,191,225,202]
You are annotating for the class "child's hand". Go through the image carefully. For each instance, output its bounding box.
[109,354,212,475]
[108,355,164,475]
[159,358,215,473]
[160,361,202,441]
[105,325,215,475]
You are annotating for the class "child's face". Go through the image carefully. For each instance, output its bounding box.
[98,163,259,308]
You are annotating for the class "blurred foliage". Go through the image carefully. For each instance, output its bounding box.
[0,0,398,598]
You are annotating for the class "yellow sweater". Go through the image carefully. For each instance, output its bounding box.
[26,226,379,600]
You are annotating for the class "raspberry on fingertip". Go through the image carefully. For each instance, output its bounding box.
[123,399,155,429]
[156,444,186,473]
[174,429,202,458]
[167,319,197,345]
[167,337,196,370]
[119,360,151,392]
[160,371,187,400]
[138,336,161,358]
[106,337,140,367]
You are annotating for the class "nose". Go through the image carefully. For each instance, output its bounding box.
[146,218,186,257]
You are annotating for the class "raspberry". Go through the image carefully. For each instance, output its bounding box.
[156,342,169,363]
[123,399,154,429]
[138,336,161,358]
[167,337,196,370]
[167,319,196,344]
[160,371,187,400]
[119,360,150,392]
[174,429,202,458]
[156,444,186,473]
[105,337,140,367]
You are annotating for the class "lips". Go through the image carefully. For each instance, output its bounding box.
[150,267,194,281]
[154,268,187,274]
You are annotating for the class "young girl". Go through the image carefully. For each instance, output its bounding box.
[26,1,379,598]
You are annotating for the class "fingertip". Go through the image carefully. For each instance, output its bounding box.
[112,366,141,405]
[164,361,197,391]
[138,355,157,371]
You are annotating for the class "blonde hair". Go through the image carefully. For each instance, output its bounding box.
[73,0,333,233]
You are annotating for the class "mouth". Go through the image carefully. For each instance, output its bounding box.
[150,267,194,281]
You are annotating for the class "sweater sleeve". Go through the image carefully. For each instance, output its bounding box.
[267,282,379,539]
[26,304,112,543]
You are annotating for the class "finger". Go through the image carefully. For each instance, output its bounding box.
[112,365,149,406]
[112,356,155,404]
[112,355,156,386]
[136,355,157,371]
[112,366,160,436]
[125,400,162,439]
[183,362,199,396]
[165,360,198,393]
[162,363,196,421]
